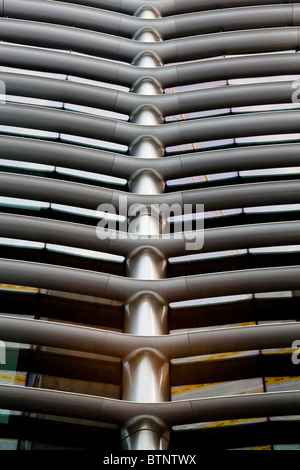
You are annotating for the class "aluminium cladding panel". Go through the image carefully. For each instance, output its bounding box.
[0,45,300,88]
[0,136,120,177]
[2,0,169,39]
[1,384,300,426]
[1,136,300,180]
[176,144,300,180]
[0,45,140,88]
[0,0,299,451]
[3,104,300,147]
[1,315,300,360]
[3,2,300,39]
[0,72,297,115]
[0,20,300,63]
[0,172,299,211]
[0,259,299,303]
[0,213,300,258]
[0,314,191,360]
[173,53,300,87]
[42,0,300,16]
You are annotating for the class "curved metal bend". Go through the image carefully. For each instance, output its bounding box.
[3,1,300,40]
[0,171,299,212]
[1,136,299,181]
[2,103,300,148]
[0,384,300,426]
[47,0,299,17]
[0,259,299,303]
[1,0,300,450]
[0,72,296,117]
[0,45,299,89]
[0,213,299,259]
[1,19,300,63]
[0,315,300,360]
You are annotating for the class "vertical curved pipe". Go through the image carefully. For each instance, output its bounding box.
[121,9,170,449]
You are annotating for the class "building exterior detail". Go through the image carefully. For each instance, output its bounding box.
[0,0,300,451]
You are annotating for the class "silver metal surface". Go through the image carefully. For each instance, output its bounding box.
[124,293,168,335]
[127,212,163,238]
[3,19,300,64]
[2,45,300,89]
[35,0,300,16]
[130,105,164,125]
[134,6,161,19]
[127,206,164,236]
[128,170,165,194]
[2,383,300,427]
[1,213,300,259]
[121,417,170,450]
[126,248,167,280]
[129,135,164,158]
[0,71,298,116]
[122,349,169,402]
[7,1,300,40]
[132,51,163,67]
[131,77,163,95]
[2,0,300,452]
[122,427,169,451]
[0,258,299,304]
[1,314,300,361]
[1,171,299,211]
[1,134,300,180]
[122,37,169,449]
[4,102,300,148]
[133,28,162,42]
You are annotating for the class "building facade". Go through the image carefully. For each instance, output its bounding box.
[0,0,300,450]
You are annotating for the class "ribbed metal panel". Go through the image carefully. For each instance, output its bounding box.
[0,0,300,451]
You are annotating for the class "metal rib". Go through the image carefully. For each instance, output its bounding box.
[0,213,299,259]
[1,20,300,63]
[0,45,299,89]
[0,172,299,211]
[0,259,299,304]
[3,1,300,40]
[49,0,299,17]
[0,72,296,117]
[2,103,300,147]
[0,315,300,360]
